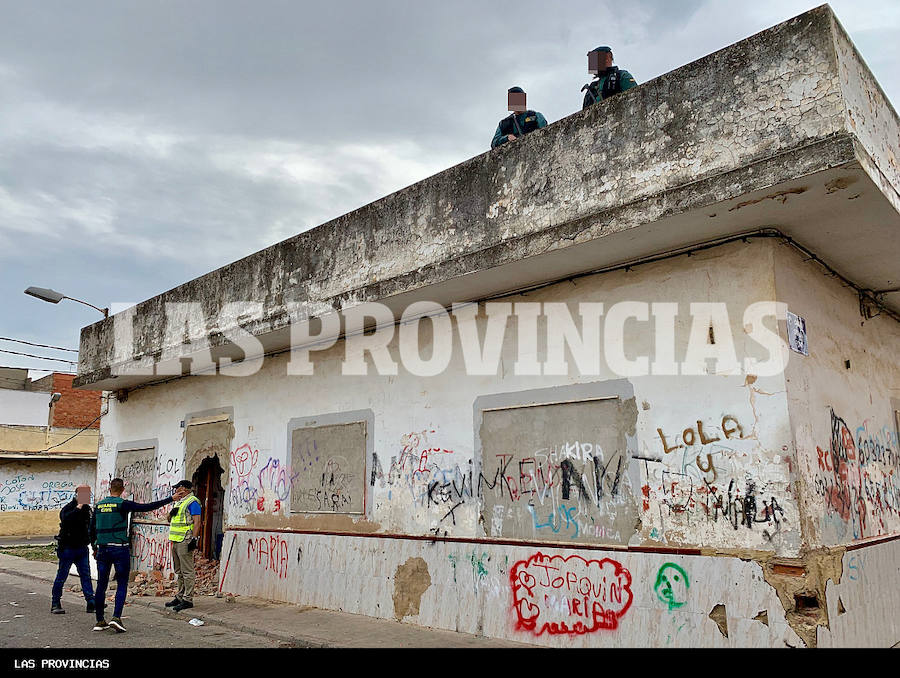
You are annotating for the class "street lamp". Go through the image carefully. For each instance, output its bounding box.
[25,287,108,318]
[46,392,62,446]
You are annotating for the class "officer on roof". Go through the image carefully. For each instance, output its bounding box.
[581,46,637,109]
[491,87,548,149]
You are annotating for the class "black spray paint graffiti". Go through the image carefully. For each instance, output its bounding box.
[660,473,785,539]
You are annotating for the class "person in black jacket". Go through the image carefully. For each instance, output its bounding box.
[51,484,96,614]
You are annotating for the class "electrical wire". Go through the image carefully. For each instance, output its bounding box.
[40,413,103,452]
[0,337,78,353]
[0,348,77,365]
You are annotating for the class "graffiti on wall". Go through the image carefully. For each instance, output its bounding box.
[131,523,173,573]
[482,445,631,536]
[510,553,633,635]
[371,430,474,534]
[0,472,79,512]
[813,409,900,540]
[247,534,290,579]
[643,414,788,542]
[291,422,365,514]
[654,563,689,611]
[479,399,639,545]
[229,443,297,515]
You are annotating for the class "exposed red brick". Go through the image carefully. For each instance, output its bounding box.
[48,373,101,429]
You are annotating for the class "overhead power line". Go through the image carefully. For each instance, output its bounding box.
[0,348,77,365]
[0,336,78,353]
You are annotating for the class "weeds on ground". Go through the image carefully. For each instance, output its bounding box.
[0,544,58,562]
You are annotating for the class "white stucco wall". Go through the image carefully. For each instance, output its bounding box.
[0,459,97,535]
[775,240,900,547]
[90,238,900,646]
[96,239,798,557]
[0,389,50,427]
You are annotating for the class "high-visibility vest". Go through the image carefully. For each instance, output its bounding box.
[168,495,201,542]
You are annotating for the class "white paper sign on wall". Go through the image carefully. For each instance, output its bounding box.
[786,311,808,356]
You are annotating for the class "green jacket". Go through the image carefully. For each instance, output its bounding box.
[491,110,548,148]
[90,494,174,546]
[582,68,637,109]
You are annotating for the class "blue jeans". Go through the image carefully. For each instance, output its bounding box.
[51,546,95,606]
[94,545,130,621]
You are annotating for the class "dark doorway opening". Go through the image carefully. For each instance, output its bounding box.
[192,455,224,560]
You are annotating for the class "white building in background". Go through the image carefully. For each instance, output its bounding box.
[0,368,100,536]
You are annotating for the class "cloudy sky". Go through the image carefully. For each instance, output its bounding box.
[1,0,898,376]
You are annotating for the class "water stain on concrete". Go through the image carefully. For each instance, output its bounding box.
[392,557,432,621]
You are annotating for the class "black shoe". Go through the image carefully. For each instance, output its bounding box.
[108,617,126,633]
[164,597,181,608]
[50,603,65,614]
[85,601,95,614]
[172,601,194,612]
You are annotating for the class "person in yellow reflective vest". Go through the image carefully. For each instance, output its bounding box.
[165,480,202,612]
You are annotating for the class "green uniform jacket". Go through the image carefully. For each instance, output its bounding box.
[90,495,174,546]
[491,111,549,148]
[582,69,637,109]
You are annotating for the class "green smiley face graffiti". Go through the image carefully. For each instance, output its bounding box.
[654,562,689,611]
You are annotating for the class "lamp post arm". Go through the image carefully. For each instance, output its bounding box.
[63,296,109,318]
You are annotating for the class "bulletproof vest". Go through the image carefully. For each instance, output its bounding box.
[499,111,540,137]
[583,66,623,104]
[94,496,129,545]
[601,66,622,98]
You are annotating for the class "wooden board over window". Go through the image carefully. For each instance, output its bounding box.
[478,398,638,546]
[115,447,156,506]
[115,446,163,526]
[290,421,366,514]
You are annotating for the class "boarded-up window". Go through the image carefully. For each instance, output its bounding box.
[478,398,637,545]
[290,421,366,514]
[115,448,156,506]
[115,446,162,526]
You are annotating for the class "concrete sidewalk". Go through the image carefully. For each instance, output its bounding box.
[0,552,530,648]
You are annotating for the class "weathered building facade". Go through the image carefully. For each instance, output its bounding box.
[75,7,899,647]
[0,369,100,536]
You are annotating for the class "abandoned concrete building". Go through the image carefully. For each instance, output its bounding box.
[74,6,899,647]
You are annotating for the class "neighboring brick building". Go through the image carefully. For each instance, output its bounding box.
[30,372,102,429]
[0,369,101,536]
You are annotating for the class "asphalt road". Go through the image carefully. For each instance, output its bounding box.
[0,571,280,648]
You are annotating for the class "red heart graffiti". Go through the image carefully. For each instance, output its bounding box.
[518,599,539,621]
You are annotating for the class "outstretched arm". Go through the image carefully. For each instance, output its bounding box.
[120,496,173,514]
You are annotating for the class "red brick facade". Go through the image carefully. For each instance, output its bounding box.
[47,373,101,429]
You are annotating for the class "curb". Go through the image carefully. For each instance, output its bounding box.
[131,597,332,648]
[0,562,331,648]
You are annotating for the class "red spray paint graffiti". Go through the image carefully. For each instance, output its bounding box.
[247,535,290,579]
[510,553,633,635]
